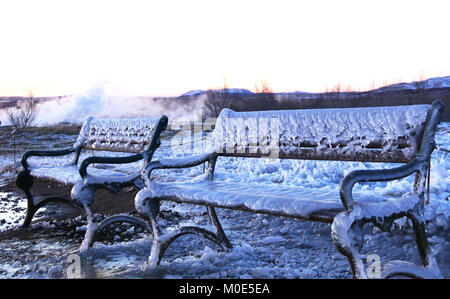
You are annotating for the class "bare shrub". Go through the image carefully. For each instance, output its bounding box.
[203,88,231,118]
[203,80,277,117]
[331,81,341,93]
[254,80,273,93]
[202,78,234,118]
[4,91,39,129]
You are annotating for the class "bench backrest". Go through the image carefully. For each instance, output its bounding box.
[211,104,433,163]
[76,116,162,153]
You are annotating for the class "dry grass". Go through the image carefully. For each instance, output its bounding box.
[0,124,81,156]
[19,124,82,135]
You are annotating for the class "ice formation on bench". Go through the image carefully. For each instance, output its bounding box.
[76,117,159,153]
[211,105,430,162]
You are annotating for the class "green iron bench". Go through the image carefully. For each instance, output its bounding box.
[16,115,168,251]
[135,101,443,278]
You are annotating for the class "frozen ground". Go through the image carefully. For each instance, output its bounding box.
[0,122,448,279]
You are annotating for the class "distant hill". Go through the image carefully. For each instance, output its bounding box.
[179,88,253,97]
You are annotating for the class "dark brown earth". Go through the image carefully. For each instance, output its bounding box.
[0,178,139,242]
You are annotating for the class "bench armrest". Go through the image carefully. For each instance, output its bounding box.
[143,151,217,182]
[79,153,144,179]
[21,147,76,170]
[339,158,426,210]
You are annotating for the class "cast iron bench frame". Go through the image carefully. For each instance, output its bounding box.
[15,115,168,250]
[136,101,443,279]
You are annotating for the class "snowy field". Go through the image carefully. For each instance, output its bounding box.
[0,122,448,279]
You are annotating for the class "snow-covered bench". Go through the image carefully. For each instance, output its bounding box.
[136,100,443,278]
[16,115,168,250]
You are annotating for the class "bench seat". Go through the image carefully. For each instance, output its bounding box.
[29,165,133,185]
[149,180,418,222]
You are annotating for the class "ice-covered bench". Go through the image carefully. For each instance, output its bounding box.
[16,115,168,250]
[136,101,443,278]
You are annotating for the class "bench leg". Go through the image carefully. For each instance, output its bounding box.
[16,170,78,227]
[409,212,430,267]
[22,189,37,227]
[25,195,76,227]
[80,204,98,252]
[73,181,154,252]
[206,206,232,249]
[139,198,232,269]
[382,212,442,279]
[83,214,153,249]
[331,209,367,279]
[16,170,37,227]
[332,206,442,279]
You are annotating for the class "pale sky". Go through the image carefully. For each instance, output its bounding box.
[0,0,449,97]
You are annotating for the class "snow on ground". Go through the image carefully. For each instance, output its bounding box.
[0,123,448,278]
